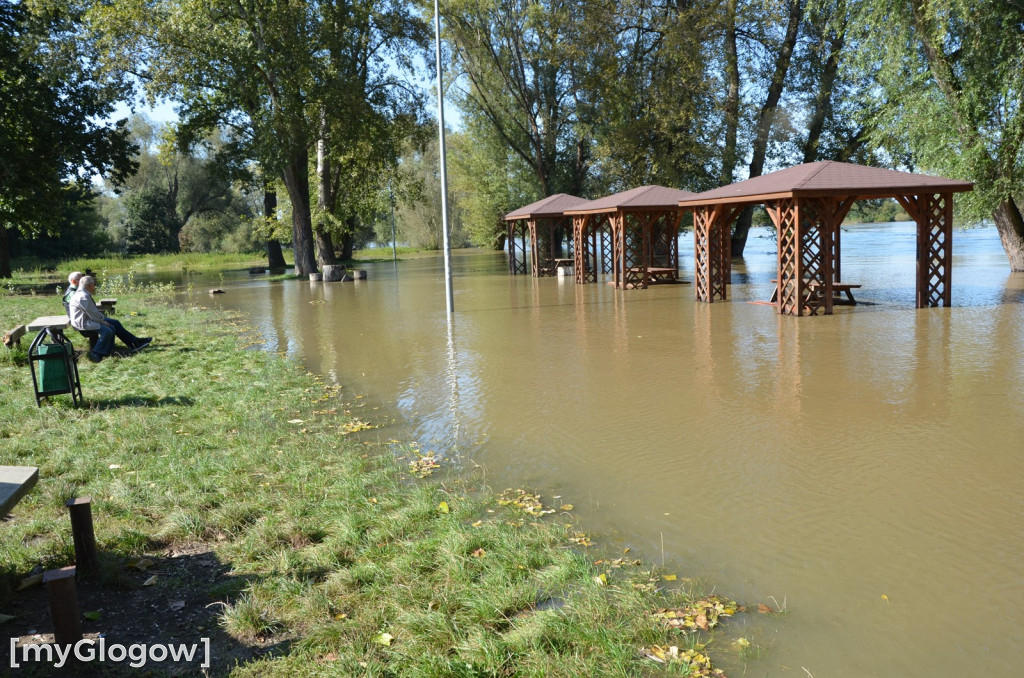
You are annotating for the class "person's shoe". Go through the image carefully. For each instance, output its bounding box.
[131,337,152,352]
[86,351,103,364]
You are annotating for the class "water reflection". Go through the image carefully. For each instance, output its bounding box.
[199,223,1024,677]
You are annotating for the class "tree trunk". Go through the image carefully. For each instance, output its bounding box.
[0,225,11,279]
[263,188,287,269]
[732,0,804,256]
[315,135,337,267]
[802,30,845,164]
[339,217,355,261]
[720,0,740,186]
[993,197,1024,271]
[281,149,317,277]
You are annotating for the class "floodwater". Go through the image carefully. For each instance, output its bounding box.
[197,223,1024,677]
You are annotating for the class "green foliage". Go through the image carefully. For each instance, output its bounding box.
[121,185,180,254]
[395,136,471,250]
[856,0,1024,223]
[0,0,135,276]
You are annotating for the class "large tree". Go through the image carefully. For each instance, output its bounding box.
[0,0,134,277]
[858,0,1024,270]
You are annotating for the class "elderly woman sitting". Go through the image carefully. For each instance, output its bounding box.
[68,275,152,363]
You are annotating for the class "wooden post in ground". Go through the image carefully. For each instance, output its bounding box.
[66,497,98,574]
[44,566,82,646]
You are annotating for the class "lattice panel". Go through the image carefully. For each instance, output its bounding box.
[573,216,594,284]
[621,215,646,288]
[599,225,614,276]
[650,215,678,270]
[507,221,528,275]
[799,200,826,315]
[920,193,952,307]
[693,209,712,301]
[774,200,800,315]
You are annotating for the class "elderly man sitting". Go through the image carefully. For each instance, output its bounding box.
[62,271,83,312]
[68,275,152,363]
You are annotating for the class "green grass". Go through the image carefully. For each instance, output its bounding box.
[0,291,745,676]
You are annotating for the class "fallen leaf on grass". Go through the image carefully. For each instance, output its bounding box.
[143,576,158,587]
[409,453,441,478]
[287,419,304,424]
[662,574,678,581]
[471,548,486,558]
[108,464,121,470]
[375,632,393,646]
[127,558,155,571]
[652,596,739,632]
[438,501,449,514]
[757,603,772,614]
[471,520,483,527]
[594,573,608,586]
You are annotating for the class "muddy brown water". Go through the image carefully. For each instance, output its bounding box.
[196,223,1023,677]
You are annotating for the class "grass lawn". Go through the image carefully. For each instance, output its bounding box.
[0,290,751,676]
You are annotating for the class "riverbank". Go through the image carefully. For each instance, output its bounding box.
[0,291,746,676]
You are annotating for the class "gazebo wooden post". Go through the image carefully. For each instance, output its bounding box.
[573,214,593,284]
[527,218,539,276]
[918,192,954,307]
[506,220,516,274]
[506,220,528,275]
[694,205,729,302]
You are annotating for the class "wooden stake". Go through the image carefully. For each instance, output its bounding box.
[43,566,82,646]
[66,497,98,574]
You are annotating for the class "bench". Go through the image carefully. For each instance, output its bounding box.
[99,298,117,315]
[1,466,39,516]
[769,280,862,306]
[2,324,26,349]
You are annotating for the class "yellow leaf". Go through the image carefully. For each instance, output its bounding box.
[471,520,483,527]
[881,594,889,603]
[472,548,486,558]
[438,501,449,514]
[662,574,677,581]
[735,637,750,648]
[375,632,393,646]
[594,573,608,585]
[127,557,155,571]
[560,504,574,510]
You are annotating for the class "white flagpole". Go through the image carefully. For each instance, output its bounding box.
[434,0,454,314]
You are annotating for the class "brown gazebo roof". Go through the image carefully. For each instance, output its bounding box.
[566,185,697,215]
[504,193,590,221]
[678,161,973,207]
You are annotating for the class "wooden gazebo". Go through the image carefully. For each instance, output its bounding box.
[565,185,696,289]
[678,161,974,315]
[504,194,588,276]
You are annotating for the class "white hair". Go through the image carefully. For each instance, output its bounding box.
[68,271,83,285]
[79,275,95,289]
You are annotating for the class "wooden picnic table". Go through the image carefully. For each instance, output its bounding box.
[27,316,71,332]
[769,280,862,306]
[1,466,39,516]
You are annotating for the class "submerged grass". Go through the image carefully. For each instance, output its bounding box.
[0,292,745,676]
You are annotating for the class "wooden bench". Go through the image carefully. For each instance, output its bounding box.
[1,466,39,516]
[99,298,117,315]
[2,324,26,349]
[769,280,862,306]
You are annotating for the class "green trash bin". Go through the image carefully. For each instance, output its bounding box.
[36,342,73,392]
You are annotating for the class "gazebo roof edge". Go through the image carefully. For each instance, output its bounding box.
[678,161,974,208]
[504,193,591,220]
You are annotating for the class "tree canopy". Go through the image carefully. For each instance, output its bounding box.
[0,0,135,277]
